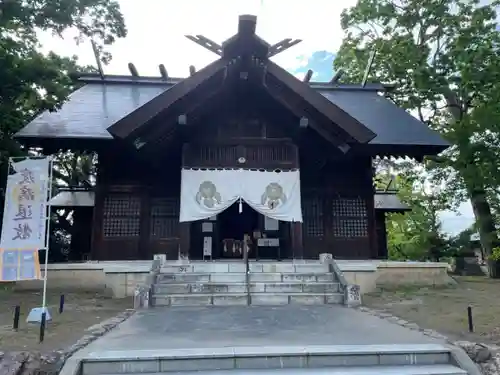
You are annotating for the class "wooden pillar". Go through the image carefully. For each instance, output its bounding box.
[179,222,191,259]
[90,184,105,261]
[139,188,151,260]
[375,211,388,259]
[290,222,303,259]
[324,192,334,259]
[291,145,305,259]
[70,208,93,261]
[367,193,378,259]
[368,160,378,260]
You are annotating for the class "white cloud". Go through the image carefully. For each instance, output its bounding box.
[37,0,356,77]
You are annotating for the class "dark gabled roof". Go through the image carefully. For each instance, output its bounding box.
[16,83,166,139]
[374,192,410,212]
[264,61,375,143]
[15,79,449,154]
[78,73,393,91]
[105,15,376,146]
[320,90,448,148]
[107,59,229,139]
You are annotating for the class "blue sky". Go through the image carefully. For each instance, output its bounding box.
[294,51,337,81]
[37,0,475,235]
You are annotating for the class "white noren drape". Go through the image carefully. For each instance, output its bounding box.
[179,169,302,223]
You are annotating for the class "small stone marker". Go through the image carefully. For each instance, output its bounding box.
[26,307,52,323]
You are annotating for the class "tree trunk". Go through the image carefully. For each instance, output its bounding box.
[443,89,498,274]
[468,186,498,259]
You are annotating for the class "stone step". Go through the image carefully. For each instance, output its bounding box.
[252,272,335,283]
[153,293,248,306]
[159,262,328,274]
[156,272,335,284]
[91,365,466,375]
[80,344,459,375]
[251,292,344,305]
[153,281,342,294]
[152,292,344,306]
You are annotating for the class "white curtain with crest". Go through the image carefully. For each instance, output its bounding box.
[179,169,240,222]
[179,168,303,223]
[240,170,302,222]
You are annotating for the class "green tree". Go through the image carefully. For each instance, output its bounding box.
[0,0,126,257]
[0,0,126,166]
[50,151,96,262]
[377,164,452,261]
[334,0,500,266]
[448,226,477,256]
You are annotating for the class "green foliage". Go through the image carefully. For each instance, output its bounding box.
[490,247,500,261]
[0,0,126,259]
[334,0,500,260]
[448,226,477,255]
[50,151,96,262]
[382,166,453,261]
[0,0,126,155]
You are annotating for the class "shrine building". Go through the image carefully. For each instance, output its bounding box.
[15,15,448,262]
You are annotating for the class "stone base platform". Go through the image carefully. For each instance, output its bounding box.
[13,259,453,298]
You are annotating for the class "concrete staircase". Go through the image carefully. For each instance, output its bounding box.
[151,261,344,307]
[79,344,469,375]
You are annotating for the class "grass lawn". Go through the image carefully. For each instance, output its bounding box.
[363,276,500,345]
[0,285,133,352]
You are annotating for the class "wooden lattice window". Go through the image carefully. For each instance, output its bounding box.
[332,197,368,238]
[191,145,238,165]
[303,196,324,237]
[150,197,179,239]
[102,194,141,238]
[245,144,293,164]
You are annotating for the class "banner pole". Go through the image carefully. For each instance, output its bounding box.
[41,156,53,312]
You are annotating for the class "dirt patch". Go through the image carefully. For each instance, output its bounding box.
[0,285,133,351]
[363,276,500,345]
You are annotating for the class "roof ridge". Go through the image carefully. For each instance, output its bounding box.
[77,74,392,92]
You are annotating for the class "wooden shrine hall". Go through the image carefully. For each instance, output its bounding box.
[15,15,448,262]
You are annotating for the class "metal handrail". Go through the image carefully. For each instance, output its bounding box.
[243,240,250,305]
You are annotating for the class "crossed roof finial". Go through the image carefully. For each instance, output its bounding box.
[185,15,302,59]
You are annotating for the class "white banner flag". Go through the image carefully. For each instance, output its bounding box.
[0,158,49,249]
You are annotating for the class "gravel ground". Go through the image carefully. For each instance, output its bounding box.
[363,276,500,345]
[0,286,133,351]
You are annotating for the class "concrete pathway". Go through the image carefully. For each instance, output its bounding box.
[60,305,484,375]
[74,305,443,357]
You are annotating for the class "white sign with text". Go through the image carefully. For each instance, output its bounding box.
[0,159,49,250]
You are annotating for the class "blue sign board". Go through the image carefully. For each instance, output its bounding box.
[0,249,41,282]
